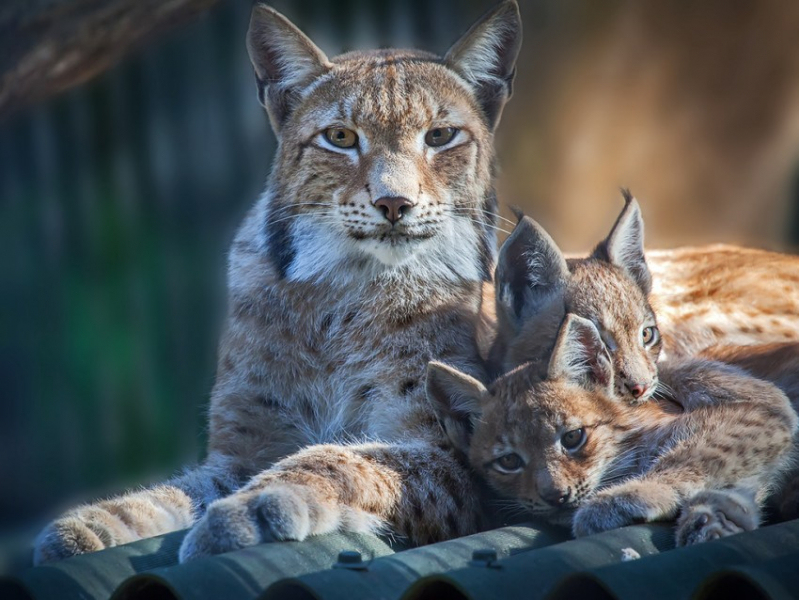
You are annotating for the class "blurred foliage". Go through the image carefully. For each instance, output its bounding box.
[1,0,798,530]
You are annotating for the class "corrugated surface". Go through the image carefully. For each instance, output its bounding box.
[261,522,568,600]
[3,520,799,600]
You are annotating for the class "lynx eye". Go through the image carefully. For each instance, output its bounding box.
[561,428,586,451]
[642,326,660,346]
[494,453,524,473]
[324,127,358,149]
[425,127,458,147]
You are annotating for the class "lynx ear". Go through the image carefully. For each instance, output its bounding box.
[548,314,614,390]
[593,190,651,296]
[426,362,487,453]
[247,4,332,129]
[496,214,569,332]
[444,0,522,130]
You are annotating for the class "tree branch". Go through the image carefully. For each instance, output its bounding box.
[0,0,222,121]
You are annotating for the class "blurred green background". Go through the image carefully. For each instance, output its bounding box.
[1,0,798,530]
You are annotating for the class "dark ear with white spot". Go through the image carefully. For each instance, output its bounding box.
[592,190,651,295]
[444,0,522,130]
[426,362,487,453]
[247,4,331,130]
[496,214,569,333]
[548,314,614,391]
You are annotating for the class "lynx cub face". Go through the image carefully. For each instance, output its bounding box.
[249,4,518,285]
[493,193,661,403]
[428,314,640,525]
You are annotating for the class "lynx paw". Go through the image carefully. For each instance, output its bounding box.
[178,484,318,562]
[34,487,195,565]
[34,509,117,565]
[572,492,652,537]
[676,490,759,546]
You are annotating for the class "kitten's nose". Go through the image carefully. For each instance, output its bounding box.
[627,383,648,399]
[539,488,571,507]
[374,196,413,224]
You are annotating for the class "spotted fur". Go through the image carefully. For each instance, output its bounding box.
[34,1,522,564]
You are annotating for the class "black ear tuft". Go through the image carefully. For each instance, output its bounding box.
[592,191,651,295]
[495,215,569,332]
[509,205,525,223]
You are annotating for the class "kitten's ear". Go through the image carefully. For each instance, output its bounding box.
[445,0,522,130]
[593,190,652,295]
[548,314,614,390]
[247,4,332,130]
[426,362,487,453]
[496,214,569,332]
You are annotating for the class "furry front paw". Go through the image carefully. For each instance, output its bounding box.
[34,510,116,565]
[572,492,650,537]
[178,484,314,562]
[676,490,759,546]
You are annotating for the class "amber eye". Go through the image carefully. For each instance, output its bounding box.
[561,428,586,451]
[425,127,458,147]
[642,326,660,346]
[494,453,524,473]
[324,127,358,149]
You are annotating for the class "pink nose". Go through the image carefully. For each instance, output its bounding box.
[374,196,413,224]
[627,383,648,398]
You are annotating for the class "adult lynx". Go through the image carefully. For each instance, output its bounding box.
[35,1,522,563]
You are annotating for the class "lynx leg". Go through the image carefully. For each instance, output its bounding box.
[179,441,480,562]
[33,453,245,564]
[572,478,684,537]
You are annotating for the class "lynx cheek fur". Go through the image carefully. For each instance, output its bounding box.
[428,315,797,546]
[34,1,522,564]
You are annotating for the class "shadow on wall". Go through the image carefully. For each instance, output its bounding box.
[0,0,798,531]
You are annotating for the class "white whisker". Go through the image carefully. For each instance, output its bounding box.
[446,209,513,236]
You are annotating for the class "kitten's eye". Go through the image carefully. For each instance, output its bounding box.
[561,428,586,451]
[324,127,358,149]
[494,453,524,473]
[642,326,660,346]
[425,127,458,147]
